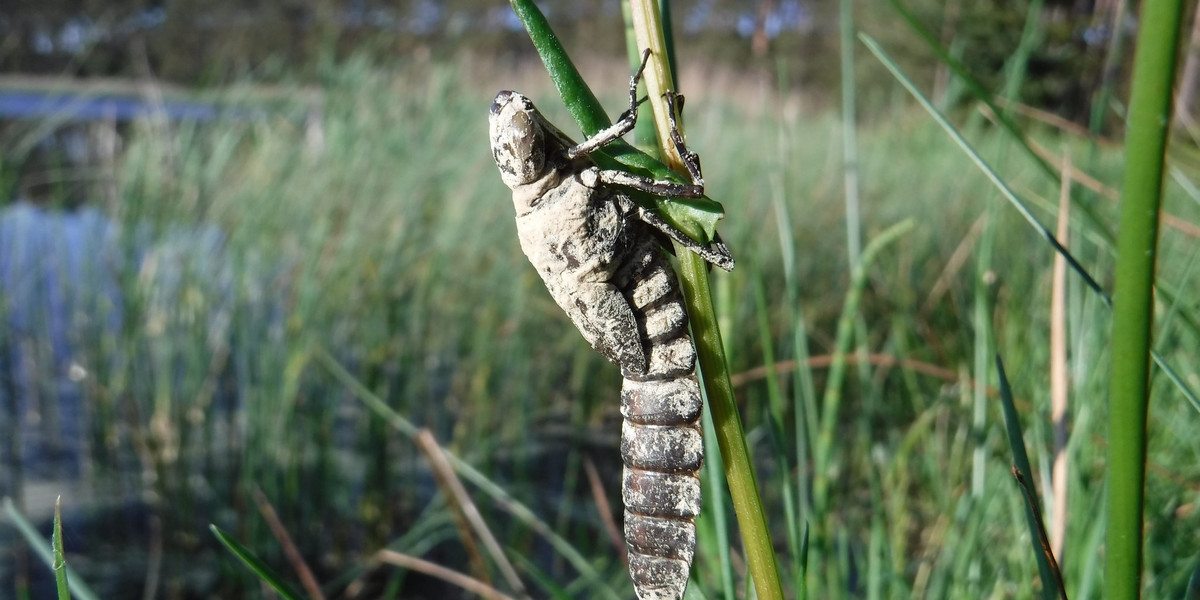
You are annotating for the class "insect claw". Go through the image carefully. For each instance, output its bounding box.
[676,93,685,114]
[635,48,653,79]
[629,51,652,98]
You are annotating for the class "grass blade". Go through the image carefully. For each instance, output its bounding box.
[506,0,607,136]
[838,0,862,266]
[813,218,916,513]
[52,498,70,600]
[994,358,1067,600]
[1105,0,1188,596]
[1186,560,1200,600]
[209,524,306,600]
[2,498,100,600]
[859,32,1200,407]
[858,33,1106,303]
[316,349,623,600]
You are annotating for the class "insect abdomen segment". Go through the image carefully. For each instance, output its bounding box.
[614,238,704,600]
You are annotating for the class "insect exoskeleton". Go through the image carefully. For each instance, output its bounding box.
[489,49,733,600]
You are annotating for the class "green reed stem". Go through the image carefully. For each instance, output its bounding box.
[627,2,784,598]
[1105,0,1186,596]
[812,219,915,515]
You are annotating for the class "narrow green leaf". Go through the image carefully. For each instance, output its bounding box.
[859,32,1199,406]
[813,219,916,513]
[798,522,809,600]
[994,358,1067,600]
[316,349,624,600]
[2,498,100,600]
[880,0,1114,244]
[1186,559,1200,600]
[1153,353,1200,415]
[507,0,608,135]
[210,524,306,600]
[52,498,70,600]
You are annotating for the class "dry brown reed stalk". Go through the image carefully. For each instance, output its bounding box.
[1050,151,1072,563]
[414,428,529,598]
[250,486,326,600]
[583,455,628,565]
[375,550,518,600]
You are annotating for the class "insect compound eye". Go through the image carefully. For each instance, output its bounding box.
[489,92,546,187]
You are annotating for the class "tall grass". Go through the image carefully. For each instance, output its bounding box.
[2,46,1198,598]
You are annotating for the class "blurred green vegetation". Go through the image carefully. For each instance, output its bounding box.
[2,0,1145,128]
[2,47,1198,596]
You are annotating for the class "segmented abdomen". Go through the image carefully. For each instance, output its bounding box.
[614,236,703,600]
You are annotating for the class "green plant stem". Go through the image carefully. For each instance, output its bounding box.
[2,498,99,600]
[1091,1,1130,135]
[627,3,783,598]
[53,498,70,600]
[838,0,862,266]
[1105,0,1186,596]
[812,219,915,514]
[678,251,783,600]
[1001,0,1044,107]
[509,0,727,240]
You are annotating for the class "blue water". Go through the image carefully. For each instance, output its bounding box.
[0,202,229,485]
[0,90,264,122]
[0,202,237,595]
[0,203,117,481]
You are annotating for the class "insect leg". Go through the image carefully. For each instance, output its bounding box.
[663,91,704,189]
[632,203,736,272]
[566,49,653,160]
[597,169,704,199]
[589,85,706,198]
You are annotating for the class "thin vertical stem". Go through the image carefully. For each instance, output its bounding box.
[839,0,862,266]
[813,220,915,515]
[1105,0,1186,596]
[1050,153,1072,563]
[626,3,785,599]
[1090,0,1130,134]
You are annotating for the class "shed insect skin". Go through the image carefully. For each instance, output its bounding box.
[489,51,733,600]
